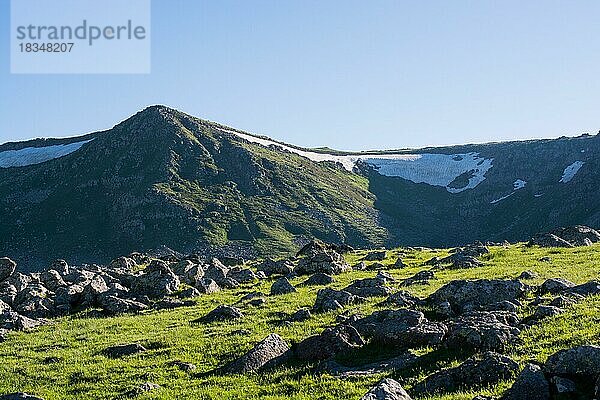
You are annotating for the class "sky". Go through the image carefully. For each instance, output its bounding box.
[1,0,599,151]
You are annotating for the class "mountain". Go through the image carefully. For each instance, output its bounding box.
[1,105,598,269]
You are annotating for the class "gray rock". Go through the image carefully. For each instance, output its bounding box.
[312,288,364,313]
[13,284,56,318]
[379,291,421,308]
[394,258,407,268]
[544,345,600,376]
[295,324,364,361]
[0,394,45,400]
[178,287,201,299]
[295,250,351,275]
[300,273,334,286]
[80,275,109,307]
[193,305,243,323]
[0,258,17,282]
[412,352,519,395]
[528,233,574,248]
[153,298,194,311]
[0,283,17,305]
[290,308,311,322]
[270,277,296,295]
[228,268,257,284]
[518,270,537,280]
[256,259,294,277]
[39,270,67,291]
[132,260,180,299]
[125,382,160,396]
[224,333,290,373]
[401,270,434,286]
[352,309,446,348]
[102,343,147,358]
[322,353,417,378]
[530,305,564,322]
[108,256,137,271]
[363,251,387,261]
[566,280,600,296]
[500,363,550,400]
[170,360,196,372]
[550,376,577,394]
[540,278,575,294]
[428,279,526,313]
[360,378,412,400]
[99,295,147,315]
[551,225,600,246]
[203,259,230,284]
[549,293,583,308]
[195,278,220,294]
[445,311,521,351]
[344,274,391,297]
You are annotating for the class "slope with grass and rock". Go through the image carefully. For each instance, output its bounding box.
[0,229,599,399]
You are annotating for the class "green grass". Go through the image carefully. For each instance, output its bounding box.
[1,244,599,399]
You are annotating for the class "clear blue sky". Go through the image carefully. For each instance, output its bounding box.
[1,0,599,150]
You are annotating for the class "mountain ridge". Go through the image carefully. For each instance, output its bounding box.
[1,106,598,270]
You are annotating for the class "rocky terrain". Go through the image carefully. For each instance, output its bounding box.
[1,105,599,269]
[0,226,599,399]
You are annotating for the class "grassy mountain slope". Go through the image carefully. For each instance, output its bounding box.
[0,243,598,399]
[0,106,386,269]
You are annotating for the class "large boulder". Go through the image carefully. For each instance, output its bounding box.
[13,284,56,319]
[224,333,290,373]
[528,233,574,248]
[445,311,521,352]
[295,324,364,361]
[351,309,446,348]
[500,364,550,400]
[412,352,519,395]
[551,225,600,246]
[360,378,412,400]
[131,260,180,299]
[256,259,294,277]
[295,250,351,275]
[428,279,526,313]
[379,291,421,308]
[195,278,220,294]
[193,305,243,323]
[99,295,147,315]
[228,267,257,284]
[300,273,334,286]
[566,280,600,296]
[0,258,16,282]
[39,270,67,292]
[344,273,392,298]
[544,345,600,377]
[539,278,575,294]
[312,288,364,312]
[270,277,296,295]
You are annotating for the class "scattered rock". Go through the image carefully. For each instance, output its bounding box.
[550,376,577,394]
[322,353,418,378]
[518,270,537,280]
[224,333,290,373]
[379,291,421,308]
[290,308,311,322]
[195,278,220,294]
[539,278,575,295]
[344,274,392,297]
[544,345,600,376]
[0,258,16,282]
[566,280,600,296]
[362,251,387,261]
[0,394,45,400]
[256,259,294,277]
[178,287,201,299]
[360,378,412,400]
[352,309,446,348]
[193,305,243,323]
[125,382,160,396]
[500,363,550,400]
[300,273,334,286]
[428,279,526,313]
[312,288,364,312]
[445,311,520,351]
[131,260,180,299]
[103,343,147,358]
[295,324,364,361]
[270,277,296,295]
[401,270,434,286]
[412,352,519,395]
[295,249,351,275]
[99,295,147,315]
[528,233,574,248]
[170,360,196,372]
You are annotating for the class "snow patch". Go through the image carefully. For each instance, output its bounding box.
[223,128,493,193]
[559,161,585,183]
[490,179,527,204]
[0,139,93,168]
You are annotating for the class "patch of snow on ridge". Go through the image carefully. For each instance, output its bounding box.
[559,161,585,183]
[364,153,493,193]
[490,179,527,204]
[223,128,494,193]
[0,139,93,168]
